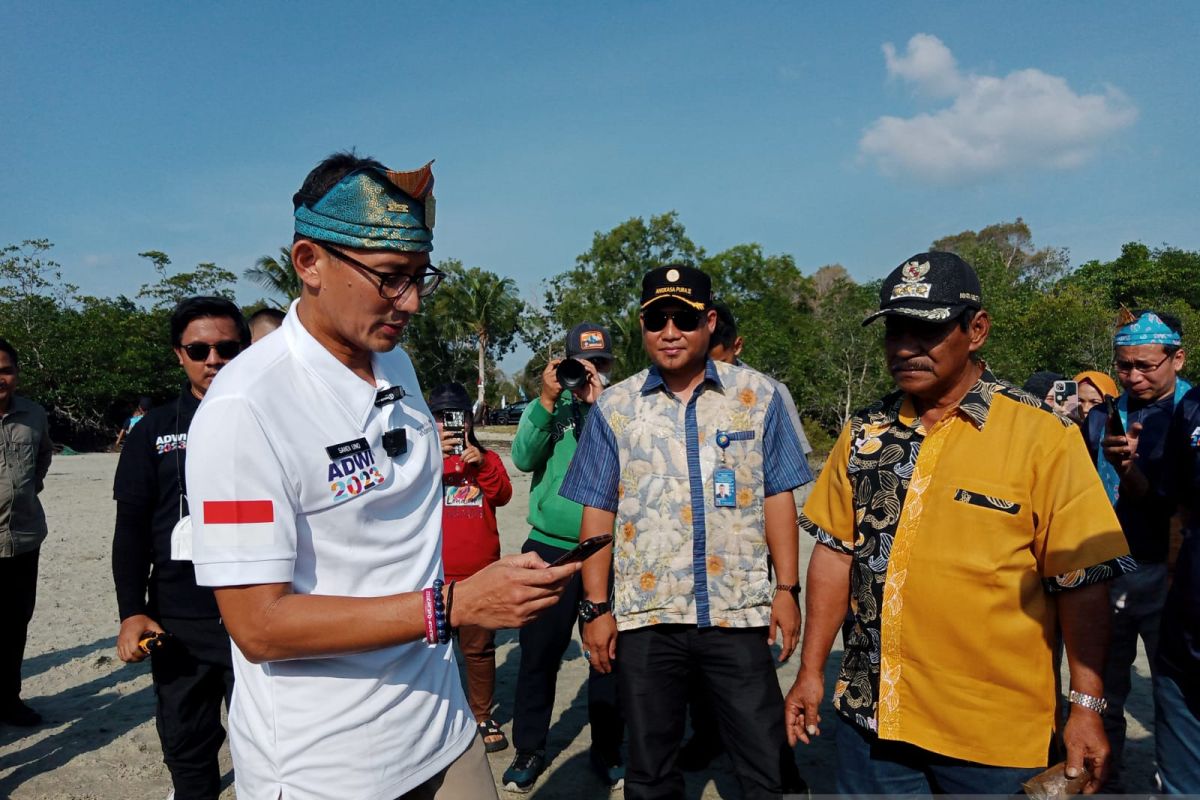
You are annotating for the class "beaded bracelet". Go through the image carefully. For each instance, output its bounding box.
[433,578,450,645]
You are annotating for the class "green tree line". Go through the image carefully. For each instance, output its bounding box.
[3,217,1198,451]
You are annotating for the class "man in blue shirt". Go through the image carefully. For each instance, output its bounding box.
[1082,309,1190,790]
[561,265,812,799]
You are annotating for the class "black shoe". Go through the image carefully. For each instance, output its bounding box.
[502,750,546,793]
[678,733,724,771]
[590,748,625,791]
[0,700,43,727]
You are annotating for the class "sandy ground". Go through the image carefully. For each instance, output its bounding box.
[0,448,1157,799]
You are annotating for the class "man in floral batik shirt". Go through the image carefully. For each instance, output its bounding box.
[785,251,1132,795]
[561,264,812,800]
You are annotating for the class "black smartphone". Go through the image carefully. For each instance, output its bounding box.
[443,409,465,455]
[551,534,615,566]
[1104,395,1125,437]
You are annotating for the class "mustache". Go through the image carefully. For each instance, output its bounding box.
[890,360,934,373]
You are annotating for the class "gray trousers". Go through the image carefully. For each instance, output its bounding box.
[1101,561,1168,787]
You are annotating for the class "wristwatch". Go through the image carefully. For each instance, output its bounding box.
[578,599,610,623]
[1068,690,1108,715]
[774,583,801,604]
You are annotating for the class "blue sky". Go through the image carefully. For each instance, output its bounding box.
[3,2,1197,369]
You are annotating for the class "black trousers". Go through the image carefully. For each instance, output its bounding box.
[620,624,786,800]
[152,616,235,800]
[687,670,805,791]
[512,538,623,757]
[0,548,39,705]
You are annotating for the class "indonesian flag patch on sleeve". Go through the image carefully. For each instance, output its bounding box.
[201,500,276,546]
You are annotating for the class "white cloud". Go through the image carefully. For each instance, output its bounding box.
[881,33,965,98]
[860,34,1137,184]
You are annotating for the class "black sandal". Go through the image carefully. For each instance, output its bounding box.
[477,718,509,753]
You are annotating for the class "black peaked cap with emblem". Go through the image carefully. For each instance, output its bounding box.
[565,322,613,361]
[641,265,711,311]
[862,251,983,326]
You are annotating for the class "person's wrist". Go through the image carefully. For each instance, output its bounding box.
[797,661,824,681]
[446,579,473,628]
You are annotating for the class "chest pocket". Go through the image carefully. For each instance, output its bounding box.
[953,488,1021,515]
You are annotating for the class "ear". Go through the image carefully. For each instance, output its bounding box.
[291,239,324,292]
[705,308,717,334]
[174,347,187,369]
[967,310,991,353]
[1173,348,1187,373]
[733,336,744,357]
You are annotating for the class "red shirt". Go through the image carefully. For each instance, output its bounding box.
[441,449,512,581]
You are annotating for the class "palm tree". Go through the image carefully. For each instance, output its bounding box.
[443,266,524,412]
[245,247,301,308]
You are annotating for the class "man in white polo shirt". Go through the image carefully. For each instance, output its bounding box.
[185,152,579,800]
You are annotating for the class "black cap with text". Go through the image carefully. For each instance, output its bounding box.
[640,265,711,311]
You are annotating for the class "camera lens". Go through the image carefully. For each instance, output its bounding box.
[556,358,588,390]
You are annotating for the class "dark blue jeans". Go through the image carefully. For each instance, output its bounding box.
[835,717,1043,795]
[1155,672,1200,794]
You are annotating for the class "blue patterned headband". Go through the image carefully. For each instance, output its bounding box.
[294,162,435,252]
[1114,311,1182,347]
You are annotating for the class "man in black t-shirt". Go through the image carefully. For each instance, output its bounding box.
[112,296,247,800]
[1157,386,1200,793]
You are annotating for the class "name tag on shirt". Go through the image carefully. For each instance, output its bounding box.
[713,467,737,507]
[325,438,370,460]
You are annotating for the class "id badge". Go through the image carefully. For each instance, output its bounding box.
[713,467,737,507]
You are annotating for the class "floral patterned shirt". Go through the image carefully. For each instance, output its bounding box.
[800,370,1134,767]
[561,359,813,631]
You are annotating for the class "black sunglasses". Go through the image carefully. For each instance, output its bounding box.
[319,243,444,300]
[181,340,241,361]
[642,308,704,332]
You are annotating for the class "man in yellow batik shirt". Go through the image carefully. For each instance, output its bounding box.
[785,251,1133,795]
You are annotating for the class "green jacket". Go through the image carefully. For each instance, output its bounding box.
[510,395,589,550]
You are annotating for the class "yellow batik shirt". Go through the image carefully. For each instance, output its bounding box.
[801,370,1132,767]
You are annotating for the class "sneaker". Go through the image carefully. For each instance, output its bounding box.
[502,750,545,793]
[0,700,42,727]
[590,749,625,791]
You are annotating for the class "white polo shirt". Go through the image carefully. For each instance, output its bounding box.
[185,306,473,800]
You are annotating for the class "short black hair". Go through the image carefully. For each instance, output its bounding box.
[248,307,286,327]
[711,302,739,351]
[0,338,17,369]
[170,296,250,348]
[293,150,387,212]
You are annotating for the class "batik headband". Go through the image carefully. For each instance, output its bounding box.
[294,161,435,252]
[1113,311,1182,347]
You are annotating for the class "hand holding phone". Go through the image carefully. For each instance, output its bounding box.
[551,534,614,566]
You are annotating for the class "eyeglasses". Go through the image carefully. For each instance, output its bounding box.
[180,341,241,361]
[1113,353,1171,375]
[642,308,704,332]
[319,243,444,300]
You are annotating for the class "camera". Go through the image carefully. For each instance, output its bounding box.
[555,358,589,391]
